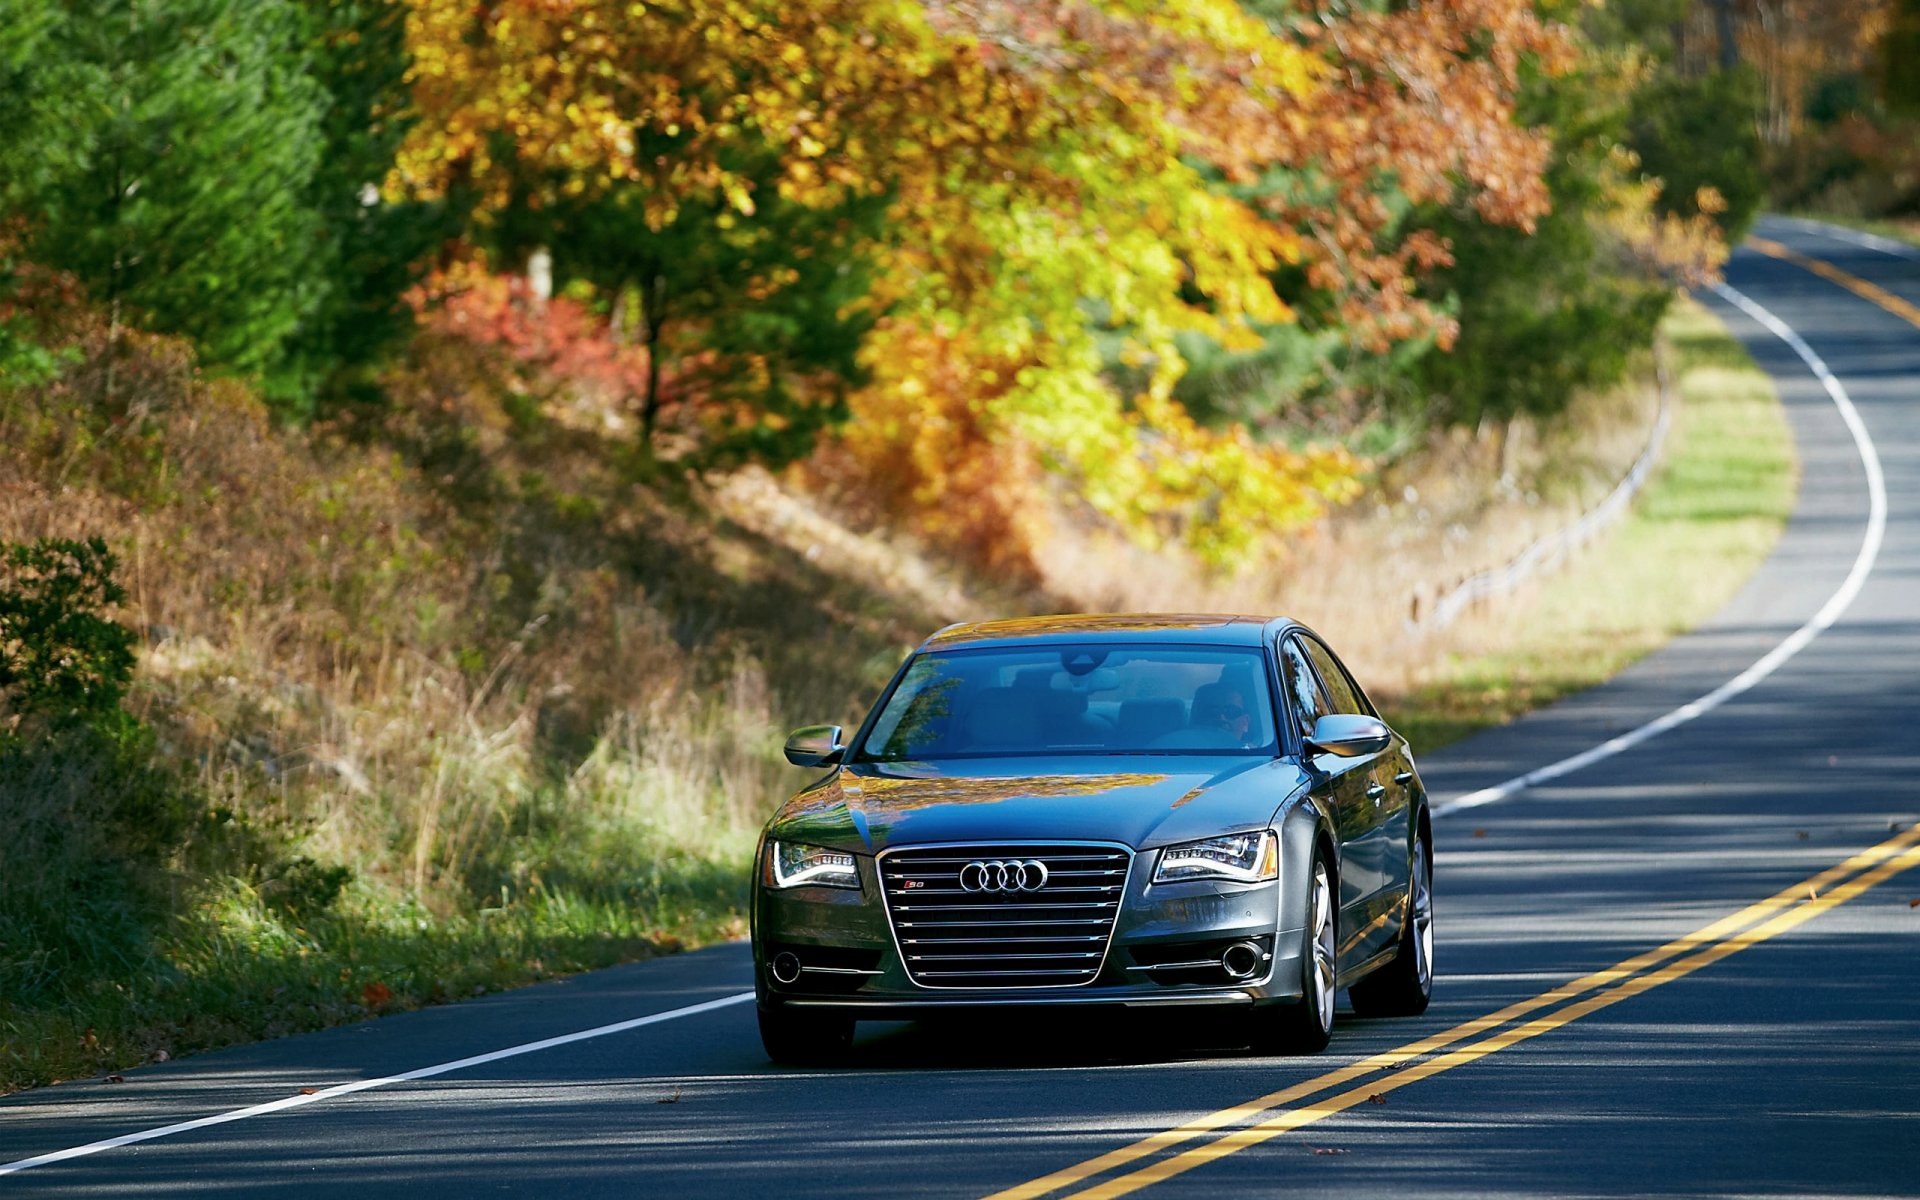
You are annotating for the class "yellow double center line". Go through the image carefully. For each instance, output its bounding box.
[986,234,1920,1200]
[1749,235,1920,329]
[988,820,1920,1200]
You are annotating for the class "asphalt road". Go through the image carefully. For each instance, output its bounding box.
[4,216,1917,1198]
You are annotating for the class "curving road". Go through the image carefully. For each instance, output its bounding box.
[5,216,1918,1197]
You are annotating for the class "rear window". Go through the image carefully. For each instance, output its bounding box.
[855,644,1277,761]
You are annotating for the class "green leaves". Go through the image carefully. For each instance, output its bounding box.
[0,537,136,726]
[20,1,327,373]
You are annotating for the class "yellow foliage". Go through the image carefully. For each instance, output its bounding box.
[391,1,1572,572]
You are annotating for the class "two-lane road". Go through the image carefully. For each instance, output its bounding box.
[5,216,1917,1197]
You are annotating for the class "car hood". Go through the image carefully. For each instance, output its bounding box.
[766,756,1311,855]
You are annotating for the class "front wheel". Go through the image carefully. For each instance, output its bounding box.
[758,1005,854,1065]
[1349,828,1433,1018]
[1250,849,1336,1055]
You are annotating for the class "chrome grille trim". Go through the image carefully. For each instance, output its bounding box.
[878,842,1133,989]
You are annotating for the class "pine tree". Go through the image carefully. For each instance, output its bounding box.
[285,0,454,415]
[13,0,328,384]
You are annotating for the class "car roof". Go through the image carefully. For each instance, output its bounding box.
[921,613,1296,652]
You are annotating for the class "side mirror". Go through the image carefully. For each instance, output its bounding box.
[783,724,846,767]
[1305,714,1391,759]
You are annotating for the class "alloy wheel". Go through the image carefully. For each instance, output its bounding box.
[1309,862,1335,1033]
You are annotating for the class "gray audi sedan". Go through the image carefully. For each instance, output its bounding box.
[751,614,1433,1062]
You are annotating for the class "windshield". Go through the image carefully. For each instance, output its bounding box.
[855,644,1278,762]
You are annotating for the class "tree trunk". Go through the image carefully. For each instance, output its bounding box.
[639,272,666,445]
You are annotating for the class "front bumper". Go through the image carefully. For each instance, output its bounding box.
[753,847,1306,1016]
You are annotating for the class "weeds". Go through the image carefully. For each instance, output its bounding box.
[0,294,1789,1094]
[0,313,954,1092]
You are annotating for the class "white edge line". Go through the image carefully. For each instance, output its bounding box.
[1433,281,1887,818]
[1775,215,1920,262]
[0,991,754,1177]
[0,265,1895,1178]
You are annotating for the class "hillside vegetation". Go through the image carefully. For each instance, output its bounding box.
[0,281,1797,1094]
[0,0,1845,1091]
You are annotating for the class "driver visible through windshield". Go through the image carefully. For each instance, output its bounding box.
[856,645,1277,761]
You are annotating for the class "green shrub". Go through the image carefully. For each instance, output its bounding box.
[1627,67,1766,241]
[0,537,195,1007]
[0,536,135,724]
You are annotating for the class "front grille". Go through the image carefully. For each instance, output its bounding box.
[879,844,1131,988]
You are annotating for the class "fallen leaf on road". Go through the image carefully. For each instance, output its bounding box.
[1796,830,1809,840]
[298,1087,318,1096]
[1907,898,1918,908]
[656,1088,683,1105]
[103,1074,125,1084]
[1471,829,1488,839]
[1367,1094,1387,1105]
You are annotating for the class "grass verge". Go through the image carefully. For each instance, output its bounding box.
[1383,294,1798,751]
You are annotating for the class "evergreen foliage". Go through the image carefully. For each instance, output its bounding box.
[0,537,136,725]
[541,168,887,466]
[7,0,328,381]
[286,0,455,416]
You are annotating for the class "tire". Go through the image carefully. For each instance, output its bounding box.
[1250,847,1336,1055]
[1349,827,1433,1018]
[757,1005,854,1065]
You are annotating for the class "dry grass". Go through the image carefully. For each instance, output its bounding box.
[1029,296,1790,751]
[0,313,996,1090]
[1376,296,1794,747]
[1035,339,1666,692]
[0,293,1785,1092]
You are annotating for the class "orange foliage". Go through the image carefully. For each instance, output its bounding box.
[815,321,1051,584]
[1675,0,1896,144]
[1279,0,1577,351]
[391,0,1575,571]
[409,263,661,420]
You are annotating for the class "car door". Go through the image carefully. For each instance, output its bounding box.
[1277,635,1380,968]
[1301,635,1411,962]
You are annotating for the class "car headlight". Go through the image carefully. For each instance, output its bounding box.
[1154,830,1278,884]
[765,841,860,890]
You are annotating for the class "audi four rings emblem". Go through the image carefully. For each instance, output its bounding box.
[958,859,1050,893]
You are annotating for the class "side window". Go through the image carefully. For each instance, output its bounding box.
[1278,637,1331,735]
[1301,638,1369,716]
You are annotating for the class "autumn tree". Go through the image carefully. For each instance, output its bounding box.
[495,150,888,462]
[1241,0,1575,355]
[1175,0,1584,436]
[393,0,1371,568]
